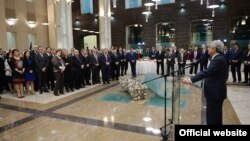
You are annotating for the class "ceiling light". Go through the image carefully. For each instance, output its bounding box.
[208,4,219,8]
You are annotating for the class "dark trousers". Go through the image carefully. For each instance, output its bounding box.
[110,63,115,80]
[157,61,164,75]
[167,63,174,76]
[244,64,248,82]
[92,65,100,84]
[64,69,71,90]
[101,65,110,83]
[75,69,82,89]
[178,63,185,75]
[81,69,85,86]
[37,70,47,92]
[69,68,75,90]
[47,69,55,90]
[200,62,207,71]
[114,64,120,80]
[84,67,91,84]
[120,62,128,76]
[189,63,199,74]
[130,61,136,77]
[54,72,64,95]
[206,98,224,125]
[231,63,241,82]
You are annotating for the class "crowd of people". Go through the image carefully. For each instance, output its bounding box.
[0,42,250,99]
[142,43,250,85]
[0,46,139,98]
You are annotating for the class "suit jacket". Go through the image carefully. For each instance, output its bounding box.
[52,56,65,72]
[231,48,243,62]
[149,50,157,59]
[166,51,176,65]
[177,52,187,65]
[191,54,228,100]
[156,51,165,61]
[35,53,49,71]
[199,50,209,64]
[223,50,232,64]
[190,50,201,63]
[89,53,99,65]
[128,51,137,62]
[100,54,111,68]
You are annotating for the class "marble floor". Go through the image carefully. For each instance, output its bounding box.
[0,75,247,141]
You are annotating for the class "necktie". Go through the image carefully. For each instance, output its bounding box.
[194,51,197,59]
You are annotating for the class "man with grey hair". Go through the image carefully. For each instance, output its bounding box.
[183,40,228,125]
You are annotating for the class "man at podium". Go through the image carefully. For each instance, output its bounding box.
[183,40,228,125]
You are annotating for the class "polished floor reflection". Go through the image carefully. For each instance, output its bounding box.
[0,79,243,141]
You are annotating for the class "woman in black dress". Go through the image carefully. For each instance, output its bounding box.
[9,49,25,98]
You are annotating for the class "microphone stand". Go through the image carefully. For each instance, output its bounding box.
[141,64,193,141]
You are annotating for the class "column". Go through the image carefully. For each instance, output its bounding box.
[47,0,73,51]
[35,0,49,47]
[15,0,28,51]
[0,0,8,50]
[99,0,112,49]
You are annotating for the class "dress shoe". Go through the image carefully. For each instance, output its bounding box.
[107,81,110,84]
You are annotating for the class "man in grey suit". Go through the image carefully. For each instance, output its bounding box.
[183,40,228,125]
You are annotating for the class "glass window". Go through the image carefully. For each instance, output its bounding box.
[190,19,213,47]
[156,22,175,48]
[158,0,175,5]
[81,0,93,14]
[125,0,142,9]
[7,32,16,49]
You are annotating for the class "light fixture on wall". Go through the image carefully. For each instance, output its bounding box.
[207,0,220,17]
[144,2,154,11]
[142,11,151,22]
[152,0,160,9]
[241,18,246,25]
[6,18,18,27]
[27,21,36,29]
[200,0,203,5]
[112,0,117,8]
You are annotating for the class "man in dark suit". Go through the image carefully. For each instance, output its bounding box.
[166,47,176,75]
[156,47,165,75]
[128,48,137,77]
[149,47,157,59]
[199,45,209,71]
[223,45,232,69]
[35,46,49,94]
[100,48,111,84]
[243,44,250,85]
[90,49,100,84]
[189,47,200,74]
[230,43,243,83]
[183,40,228,125]
[177,48,187,76]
